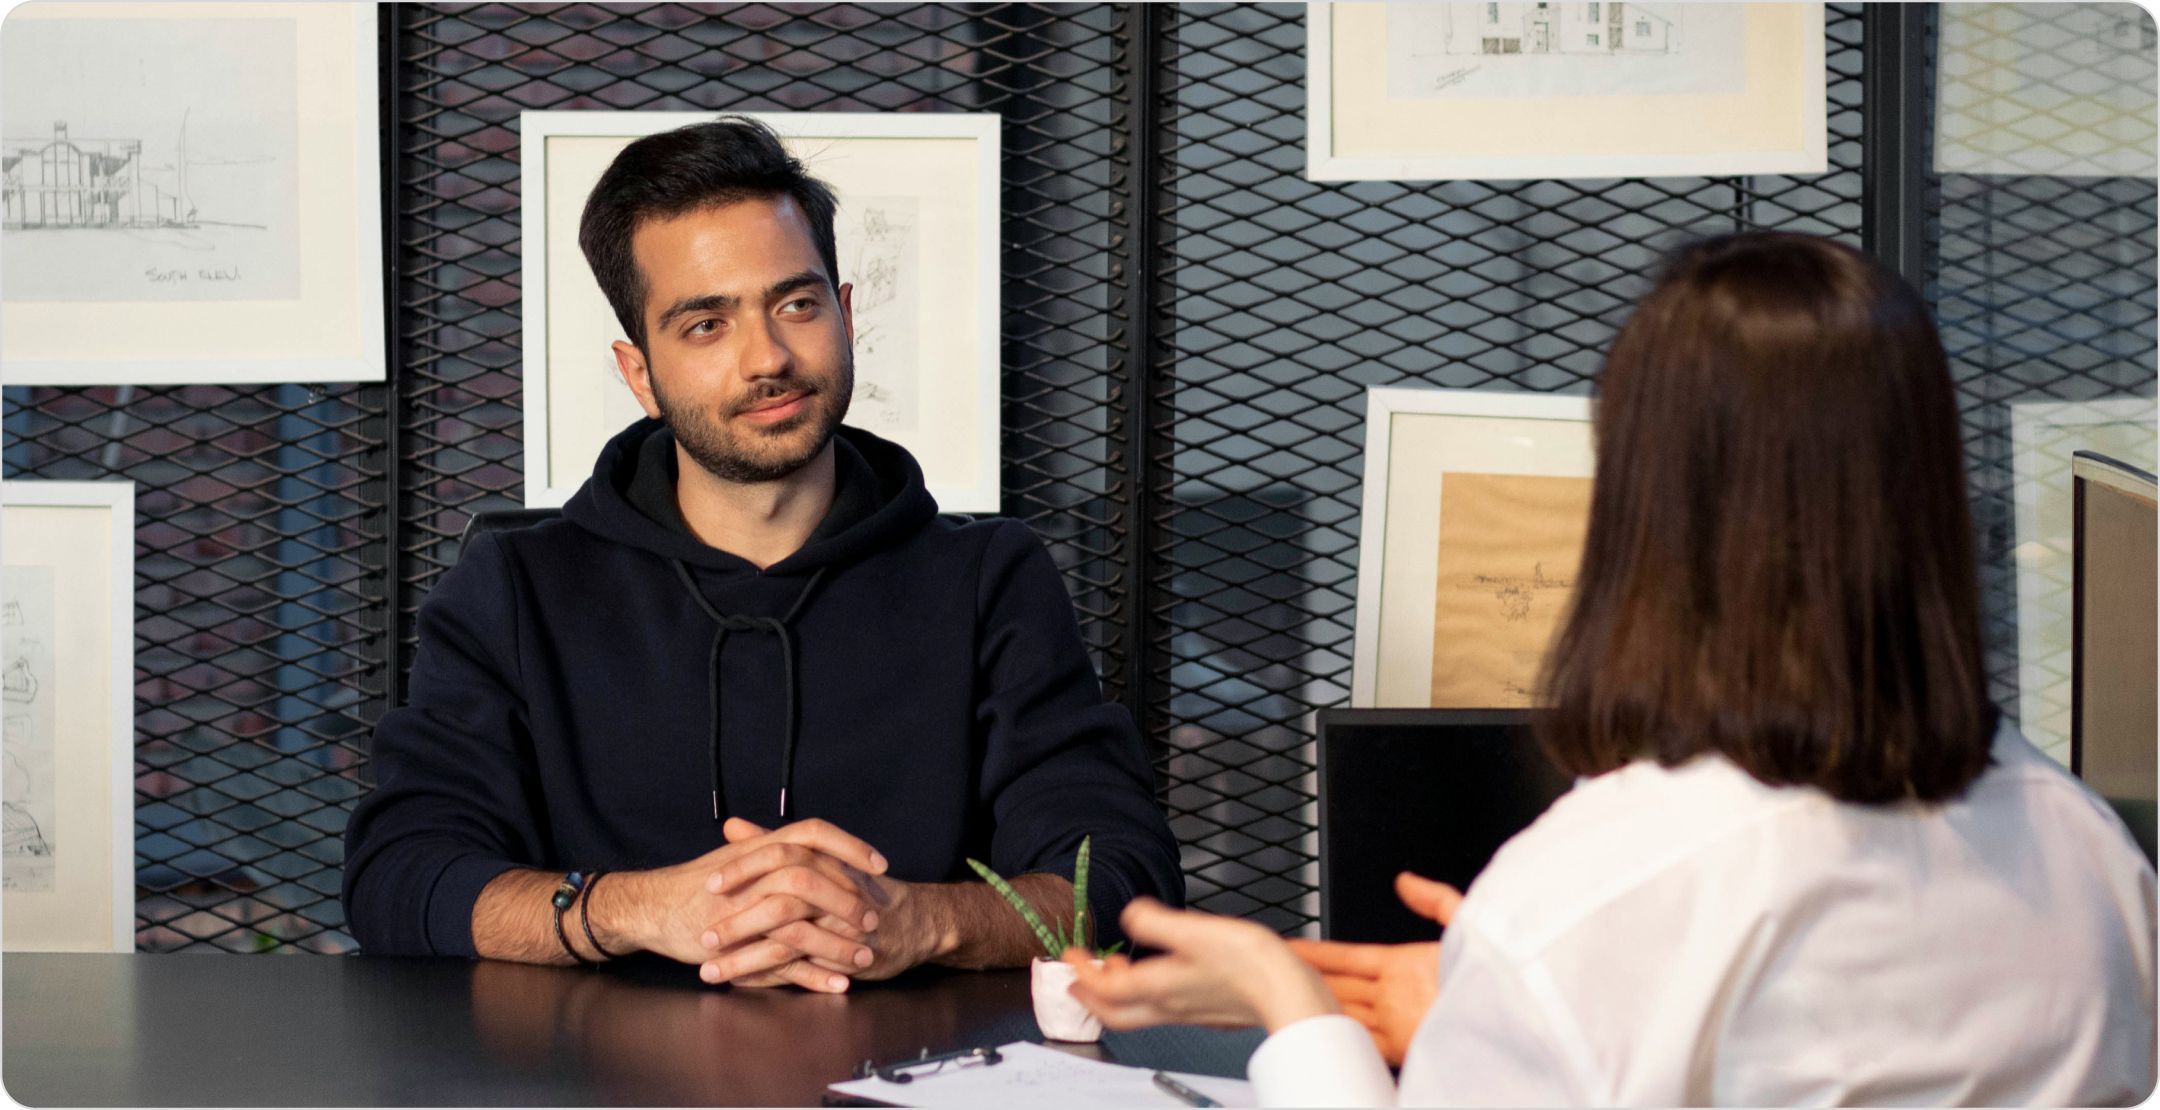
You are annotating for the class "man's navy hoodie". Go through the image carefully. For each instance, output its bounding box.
[343,419,1183,956]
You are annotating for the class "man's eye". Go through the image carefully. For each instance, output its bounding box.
[781,297,816,315]
[687,319,718,336]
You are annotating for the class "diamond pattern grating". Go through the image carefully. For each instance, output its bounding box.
[0,3,2152,951]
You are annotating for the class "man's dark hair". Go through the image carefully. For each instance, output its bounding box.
[1537,231,1995,804]
[577,116,840,351]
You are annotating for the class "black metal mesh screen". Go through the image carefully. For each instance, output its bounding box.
[1,384,384,952]
[1148,3,1870,931]
[1,2,2151,950]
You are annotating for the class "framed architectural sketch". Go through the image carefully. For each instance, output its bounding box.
[1307,2,1828,181]
[2010,397,2157,766]
[519,111,1002,511]
[1352,388,1594,708]
[1,480,135,952]
[1,3,383,384]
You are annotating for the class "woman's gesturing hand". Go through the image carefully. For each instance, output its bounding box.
[1063,898,1339,1033]
[1285,871,1462,1065]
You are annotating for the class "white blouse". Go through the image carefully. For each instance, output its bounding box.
[1248,723,2156,1106]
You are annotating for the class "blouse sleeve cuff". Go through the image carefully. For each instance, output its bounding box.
[1247,1013,1397,1108]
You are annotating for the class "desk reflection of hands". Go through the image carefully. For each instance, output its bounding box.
[469,957,1005,1105]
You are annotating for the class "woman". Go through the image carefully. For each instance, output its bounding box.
[1066,233,2156,1106]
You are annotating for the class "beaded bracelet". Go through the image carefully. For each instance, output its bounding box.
[551,870,598,968]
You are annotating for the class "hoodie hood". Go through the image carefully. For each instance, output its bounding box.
[560,417,941,573]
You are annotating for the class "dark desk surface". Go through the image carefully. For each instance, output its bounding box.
[4,954,1261,1106]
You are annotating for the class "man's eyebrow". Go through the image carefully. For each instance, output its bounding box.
[655,292,737,331]
[765,271,832,300]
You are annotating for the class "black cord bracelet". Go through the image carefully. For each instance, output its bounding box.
[551,870,598,968]
[578,870,620,961]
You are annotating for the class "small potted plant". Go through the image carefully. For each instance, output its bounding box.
[966,836,1121,1042]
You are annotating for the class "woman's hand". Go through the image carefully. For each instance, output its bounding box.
[1285,871,1462,1065]
[1063,898,1339,1033]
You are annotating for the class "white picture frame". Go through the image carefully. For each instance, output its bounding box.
[1352,387,1594,708]
[1307,2,1828,182]
[2010,397,2158,766]
[1,480,135,952]
[1,3,384,385]
[519,111,1003,512]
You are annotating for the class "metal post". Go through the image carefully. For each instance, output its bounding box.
[377,1,406,715]
[1863,2,1933,285]
[1113,3,1163,747]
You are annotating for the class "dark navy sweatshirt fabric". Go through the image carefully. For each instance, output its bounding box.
[342,418,1183,956]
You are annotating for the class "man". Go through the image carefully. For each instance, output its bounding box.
[343,117,1182,991]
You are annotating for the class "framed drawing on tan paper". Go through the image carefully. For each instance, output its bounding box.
[1,480,135,951]
[1351,388,1594,708]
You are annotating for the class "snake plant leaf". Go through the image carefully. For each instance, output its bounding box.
[965,857,1062,957]
[1072,836,1092,954]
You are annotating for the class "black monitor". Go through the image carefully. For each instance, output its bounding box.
[1317,708,1572,943]
[2072,450,2158,864]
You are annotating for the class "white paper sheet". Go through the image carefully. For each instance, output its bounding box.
[828,1041,1256,1108]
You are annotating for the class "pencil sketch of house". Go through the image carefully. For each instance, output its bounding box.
[1440,2,1680,56]
[2,120,201,231]
[3,15,300,302]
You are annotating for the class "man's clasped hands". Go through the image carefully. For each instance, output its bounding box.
[598,813,1459,1064]
[607,816,924,993]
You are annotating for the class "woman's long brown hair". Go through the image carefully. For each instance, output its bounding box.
[1538,232,1994,803]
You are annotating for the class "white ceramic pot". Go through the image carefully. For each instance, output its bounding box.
[1030,956,1104,1043]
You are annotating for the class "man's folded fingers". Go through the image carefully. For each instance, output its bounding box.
[769,918,874,969]
[700,938,798,984]
[702,894,822,951]
[768,958,852,993]
[770,817,888,876]
[721,865,872,929]
[710,842,822,893]
[812,912,868,942]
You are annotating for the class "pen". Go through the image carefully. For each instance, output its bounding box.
[1152,1070,1223,1107]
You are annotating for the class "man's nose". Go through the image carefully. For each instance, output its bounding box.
[737,316,793,380]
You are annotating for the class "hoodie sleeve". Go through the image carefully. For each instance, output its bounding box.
[973,520,1185,947]
[341,532,548,956]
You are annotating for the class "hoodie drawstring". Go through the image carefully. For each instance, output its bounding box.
[669,561,828,824]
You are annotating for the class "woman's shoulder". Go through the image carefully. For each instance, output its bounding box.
[1457,751,1819,954]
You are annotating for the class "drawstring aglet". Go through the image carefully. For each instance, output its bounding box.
[778,788,790,821]
[712,791,720,820]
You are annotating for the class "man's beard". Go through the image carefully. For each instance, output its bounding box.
[651,355,854,484]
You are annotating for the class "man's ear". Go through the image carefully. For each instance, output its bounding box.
[836,281,855,346]
[611,339,663,420]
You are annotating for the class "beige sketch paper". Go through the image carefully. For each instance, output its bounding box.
[1,488,132,952]
[1429,473,1593,708]
[1367,403,1593,708]
[528,118,997,510]
[1310,2,1826,180]
[1936,4,2157,177]
[1,3,383,383]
